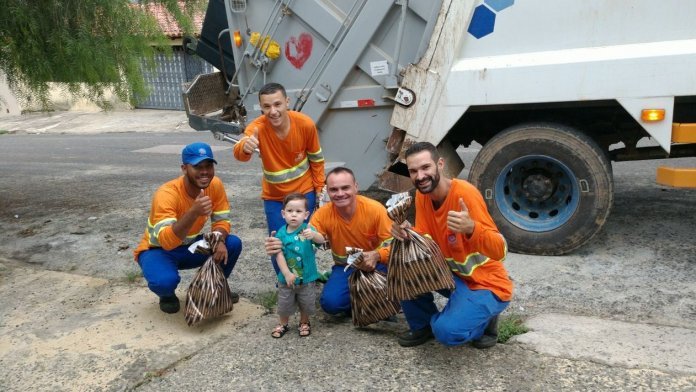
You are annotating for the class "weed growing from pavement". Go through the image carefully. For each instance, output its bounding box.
[259,290,278,313]
[124,270,142,283]
[142,368,167,381]
[0,130,8,135]
[498,314,528,343]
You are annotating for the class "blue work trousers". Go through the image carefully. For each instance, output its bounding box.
[263,190,316,274]
[401,277,509,346]
[320,263,388,315]
[138,235,242,298]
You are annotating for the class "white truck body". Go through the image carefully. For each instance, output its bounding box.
[396,0,696,152]
[185,0,696,254]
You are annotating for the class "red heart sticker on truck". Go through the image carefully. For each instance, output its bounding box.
[285,33,313,69]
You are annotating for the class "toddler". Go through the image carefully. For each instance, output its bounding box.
[271,193,325,338]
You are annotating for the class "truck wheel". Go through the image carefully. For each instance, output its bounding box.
[468,123,613,255]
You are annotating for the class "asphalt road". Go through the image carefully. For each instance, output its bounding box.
[1,122,695,391]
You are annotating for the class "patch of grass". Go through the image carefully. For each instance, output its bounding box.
[124,269,142,283]
[142,368,166,380]
[498,314,528,343]
[259,290,278,313]
[0,130,8,135]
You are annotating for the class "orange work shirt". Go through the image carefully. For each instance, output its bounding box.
[233,110,325,201]
[310,195,393,265]
[413,179,513,302]
[133,176,231,261]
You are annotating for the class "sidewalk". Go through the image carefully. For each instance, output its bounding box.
[0,109,194,135]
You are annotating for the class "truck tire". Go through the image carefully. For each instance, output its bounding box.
[468,123,613,255]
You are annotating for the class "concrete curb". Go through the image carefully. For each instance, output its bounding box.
[513,313,696,374]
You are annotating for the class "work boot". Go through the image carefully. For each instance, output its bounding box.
[472,315,499,349]
[323,311,351,323]
[231,291,240,304]
[381,315,398,323]
[159,295,180,314]
[397,326,434,347]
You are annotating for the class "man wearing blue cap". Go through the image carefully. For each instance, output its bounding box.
[134,142,243,314]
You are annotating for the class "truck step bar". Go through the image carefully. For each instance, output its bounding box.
[656,167,696,188]
[655,123,696,188]
[672,123,696,143]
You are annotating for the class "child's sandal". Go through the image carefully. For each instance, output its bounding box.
[298,322,311,337]
[271,324,289,338]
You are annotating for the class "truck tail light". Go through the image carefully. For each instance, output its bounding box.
[641,109,665,122]
[233,30,243,47]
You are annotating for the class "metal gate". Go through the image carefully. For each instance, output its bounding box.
[137,47,215,110]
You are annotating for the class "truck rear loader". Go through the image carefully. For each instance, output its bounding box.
[183,0,696,255]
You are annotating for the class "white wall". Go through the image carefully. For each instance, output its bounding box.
[0,73,21,116]
[0,73,132,115]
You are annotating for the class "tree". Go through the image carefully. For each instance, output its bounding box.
[0,0,205,110]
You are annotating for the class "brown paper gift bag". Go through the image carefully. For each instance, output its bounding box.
[386,194,454,301]
[346,247,400,327]
[184,232,235,326]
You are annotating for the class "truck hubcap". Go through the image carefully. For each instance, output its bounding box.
[495,155,580,232]
[521,173,554,201]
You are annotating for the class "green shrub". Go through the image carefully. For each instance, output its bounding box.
[124,270,142,283]
[259,290,278,313]
[498,314,528,343]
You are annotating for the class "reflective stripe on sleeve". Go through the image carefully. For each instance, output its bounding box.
[378,237,393,248]
[500,234,508,262]
[307,148,324,162]
[183,233,199,245]
[211,209,231,223]
[446,234,508,276]
[147,217,201,247]
[332,252,348,265]
[446,253,490,276]
[147,217,176,247]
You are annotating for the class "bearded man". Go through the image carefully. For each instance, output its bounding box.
[392,142,513,348]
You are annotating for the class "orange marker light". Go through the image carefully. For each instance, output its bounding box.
[641,109,665,122]
[233,30,243,47]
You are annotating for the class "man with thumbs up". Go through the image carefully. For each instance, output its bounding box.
[134,142,243,314]
[391,142,513,348]
[233,83,325,274]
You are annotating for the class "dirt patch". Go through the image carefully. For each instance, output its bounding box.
[0,264,264,391]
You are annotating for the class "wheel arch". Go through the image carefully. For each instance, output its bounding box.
[446,100,643,155]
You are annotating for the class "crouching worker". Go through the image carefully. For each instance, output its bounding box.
[392,142,513,348]
[266,167,393,317]
[134,142,243,314]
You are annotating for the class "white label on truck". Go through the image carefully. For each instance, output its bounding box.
[370,60,389,76]
[340,99,375,108]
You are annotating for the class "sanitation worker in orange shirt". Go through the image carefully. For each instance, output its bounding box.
[233,82,325,274]
[392,142,513,348]
[265,167,393,316]
[135,142,243,314]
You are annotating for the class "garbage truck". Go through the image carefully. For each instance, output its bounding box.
[183,0,696,255]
